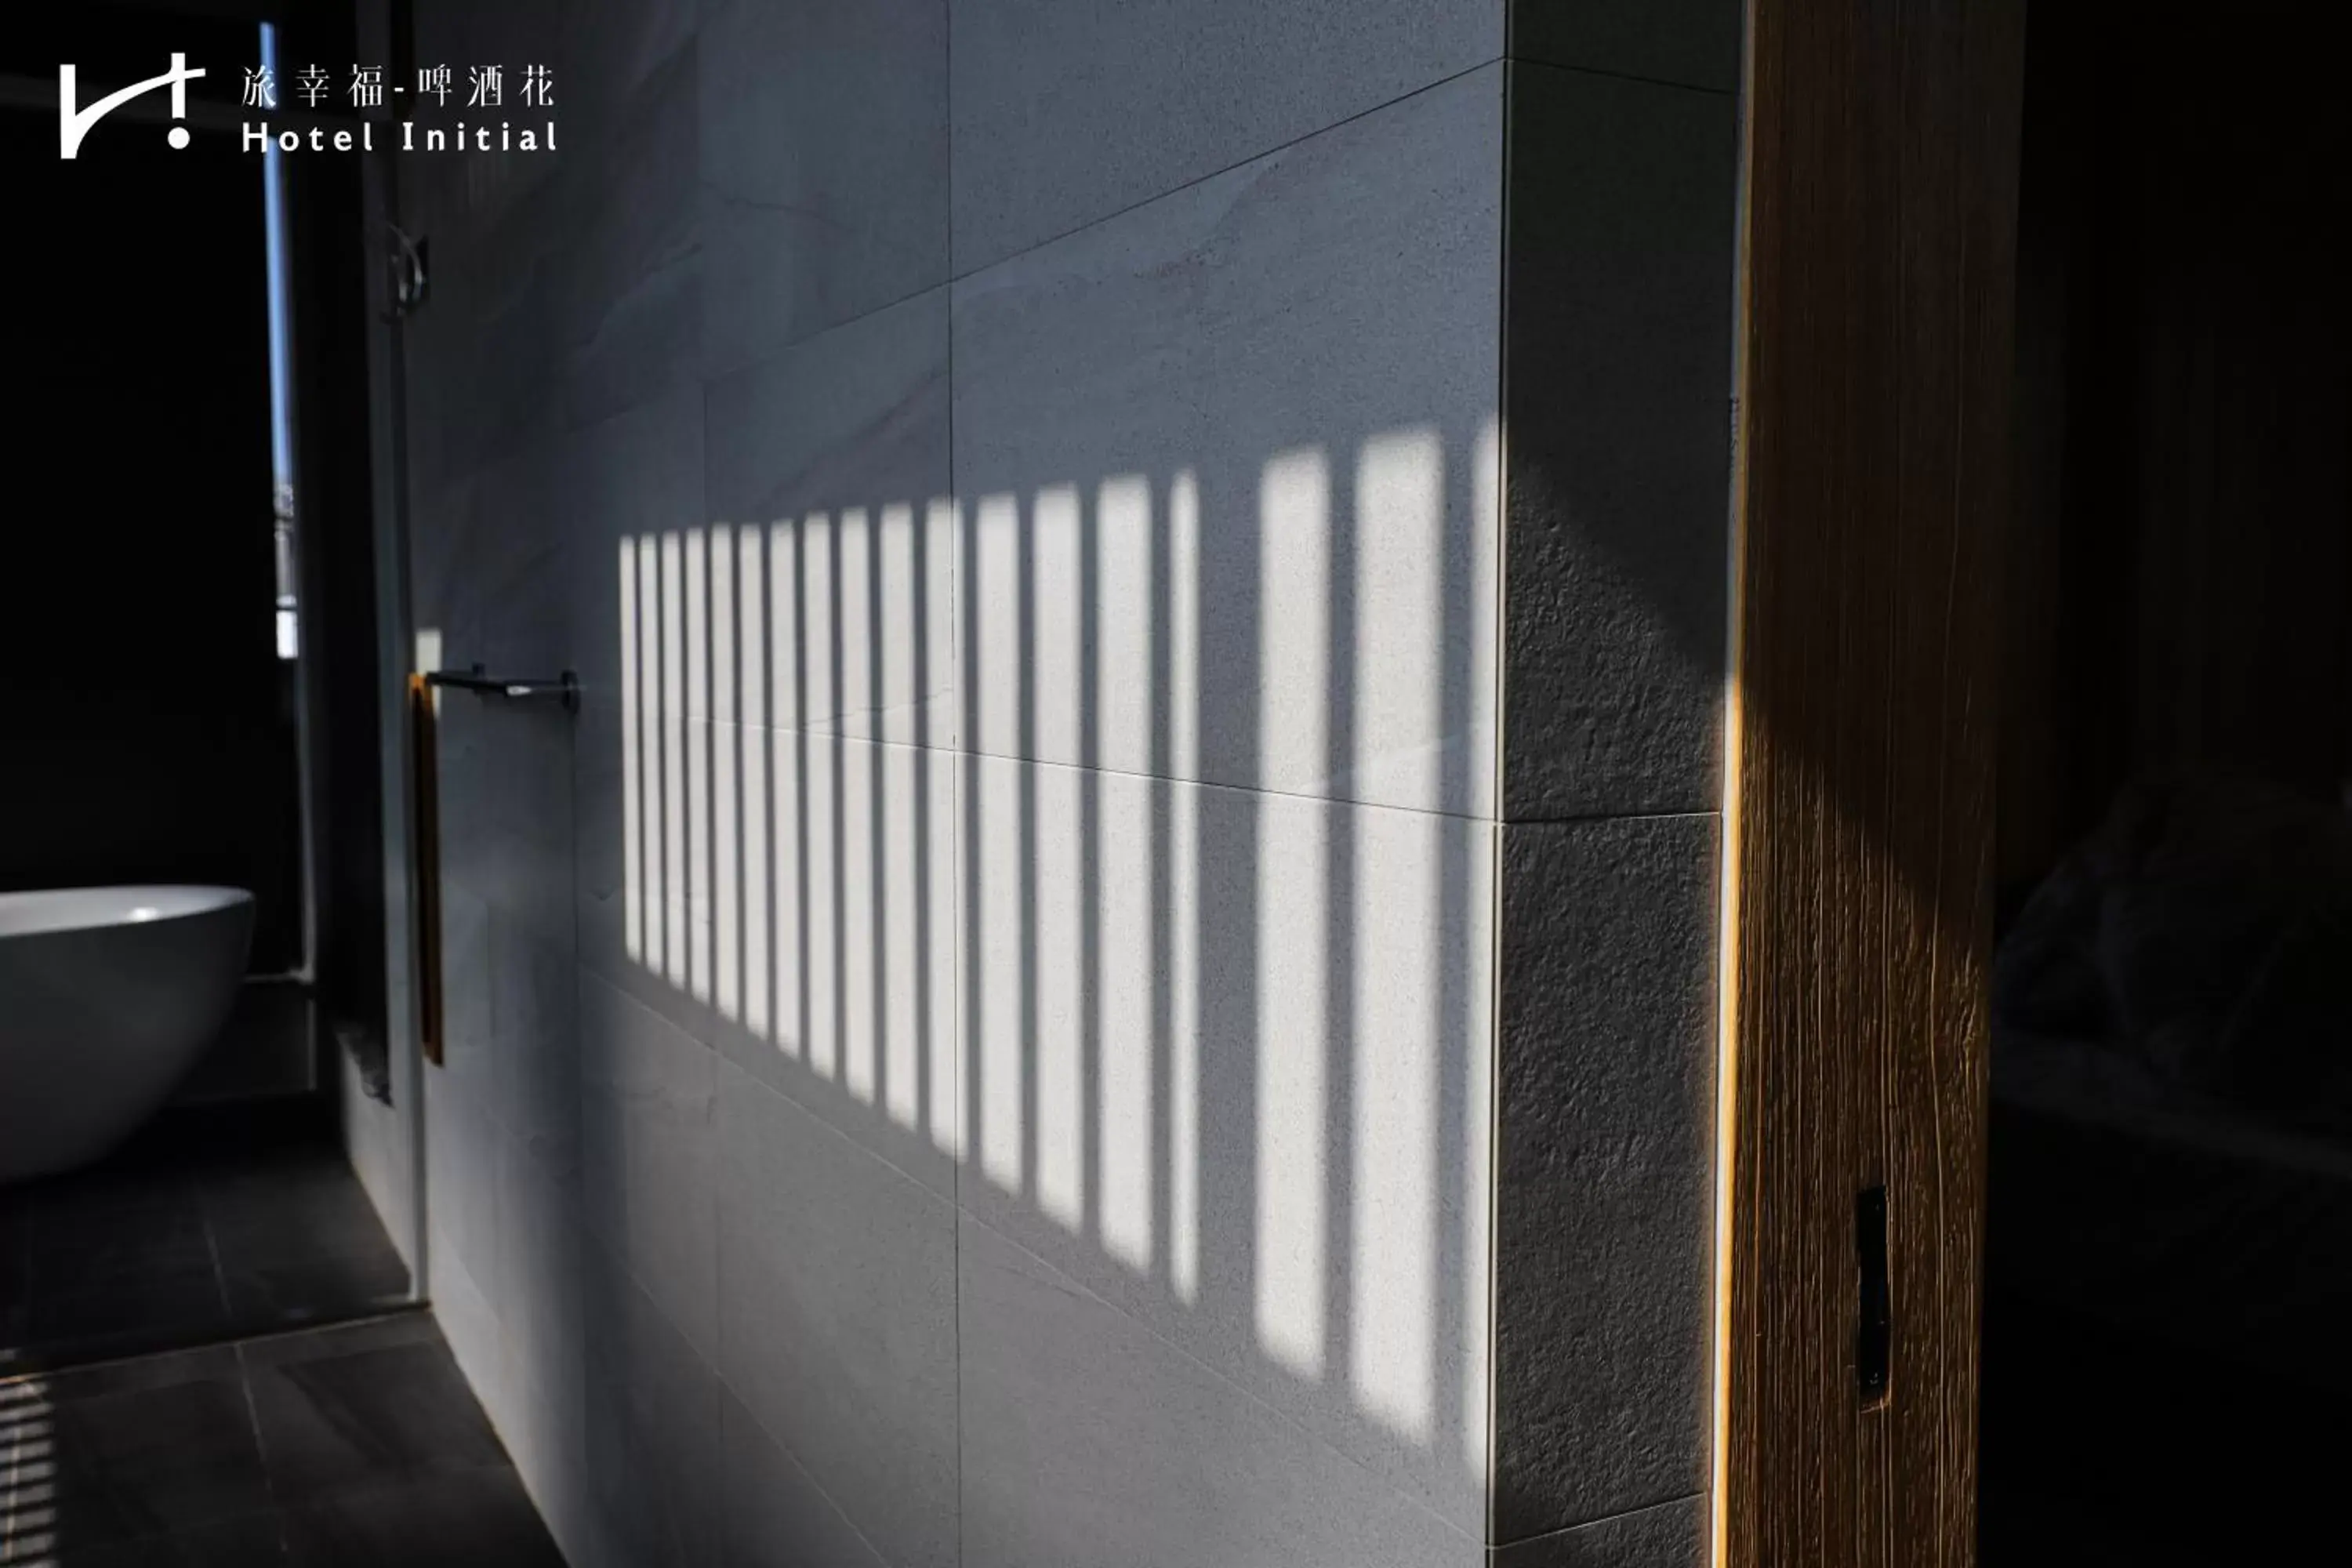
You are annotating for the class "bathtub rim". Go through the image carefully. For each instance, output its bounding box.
[0,884,256,940]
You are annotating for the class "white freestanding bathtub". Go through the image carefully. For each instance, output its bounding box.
[0,886,255,1185]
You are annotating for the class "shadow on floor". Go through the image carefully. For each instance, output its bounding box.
[0,1312,563,1567]
[2,1101,410,1377]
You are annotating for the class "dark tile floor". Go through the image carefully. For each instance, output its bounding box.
[0,1313,564,1566]
[2,1103,410,1377]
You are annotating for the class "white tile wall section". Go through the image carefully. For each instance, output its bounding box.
[699,0,949,375]
[597,466,1502,1544]
[716,1058,960,1568]
[579,967,720,1363]
[720,1388,892,1568]
[949,0,1504,271]
[949,65,1504,819]
[957,1218,1482,1568]
[373,2,1733,1565]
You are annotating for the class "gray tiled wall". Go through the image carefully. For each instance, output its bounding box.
[1487,29,1738,1563]
[361,2,1740,1566]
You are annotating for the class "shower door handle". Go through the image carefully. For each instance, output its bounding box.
[406,666,579,1068]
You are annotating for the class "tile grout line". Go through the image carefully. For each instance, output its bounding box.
[689,52,1725,387]
[950,55,1490,279]
[1486,41,1514,1544]
[198,1183,234,1329]
[599,702,1521,829]
[229,1338,292,1562]
[946,2,967,1554]
[1508,54,1736,100]
[1497,1488,1708,1553]
[954,52,1725,289]
[583,659,1722,832]
[0,1308,427,1392]
[728,1373,898,1568]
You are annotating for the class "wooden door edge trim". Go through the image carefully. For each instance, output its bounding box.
[1708,1,1759,1555]
[1712,0,2027,1561]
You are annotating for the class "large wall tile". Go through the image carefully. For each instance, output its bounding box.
[957,1218,1480,1568]
[432,869,497,1094]
[454,712,577,1109]
[1508,0,1741,93]
[423,1065,503,1307]
[1489,1495,1707,1568]
[704,288,957,747]
[949,0,1501,270]
[397,169,569,500]
[457,435,575,681]
[493,911,583,1179]
[493,1139,591,1545]
[953,70,1501,816]
[956,753,1494,1528]
[564,387,706,705]
[700,0,949,375]
[1491,815,1716,1539]
[716,1061,960,1568]
[561,0,697,129]
[580,968,720,1362]
[410,421,568,663]
[583,1243,724,1568]
[475,702,580,935]
[719,1390,890,1568]
[557,43,702,430]
[1501,64,1737,819]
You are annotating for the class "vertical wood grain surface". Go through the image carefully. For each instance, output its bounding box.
[1720,1,2025,1563]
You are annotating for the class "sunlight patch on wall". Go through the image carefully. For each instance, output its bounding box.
[975,750,1024,1194]
[766,524,800,1063]
[740,527,771,1041]
[659,532,687,990]
[618,549,642,964]
[1260,448,1333,796]
[685,528,713,1005]
[713,527,740,1022]
[1356,430,1447,808]
[611,419,1492,1464]
[1169,767,1202,1306]
[974,493,1022,756]
[1351,806,1443,1442]
[1256,794,1329,1382]
[804,676,840,1084]
[841,730,879,1106]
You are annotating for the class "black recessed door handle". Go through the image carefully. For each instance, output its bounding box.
[1857,1184,1890,1406]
